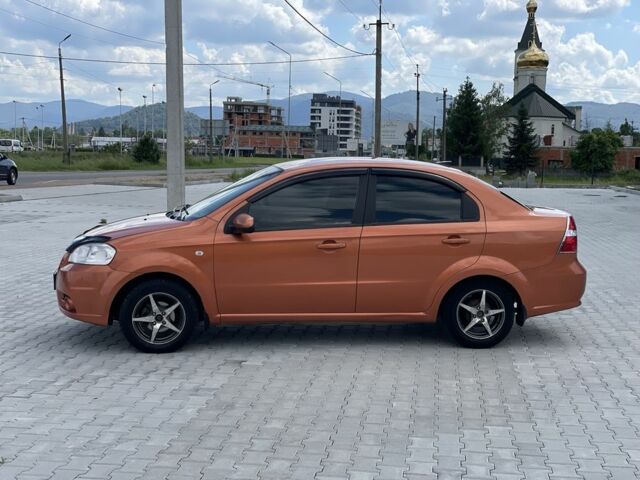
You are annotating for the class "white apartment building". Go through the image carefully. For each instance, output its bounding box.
[310,94,361,152]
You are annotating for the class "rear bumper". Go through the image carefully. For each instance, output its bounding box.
[55,262,129,326]
[508,256,587,319]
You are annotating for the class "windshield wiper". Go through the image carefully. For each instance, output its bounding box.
[166,204,190,220]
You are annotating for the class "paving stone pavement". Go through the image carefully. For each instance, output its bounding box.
[0,184,639,480]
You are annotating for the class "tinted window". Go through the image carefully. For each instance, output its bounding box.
[374,175,463,224]
[249,175,361,231]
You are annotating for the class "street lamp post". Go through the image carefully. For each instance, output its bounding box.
[58,34,71,164]
[360,90,375,156]
[269,42,292,158]
[117,87,123,155]
[37,104,45,150]
[324,72,342,151]
[209,80,219,162]
[12,100,17,141]
[151,84,156,140]
[142,95,148,135]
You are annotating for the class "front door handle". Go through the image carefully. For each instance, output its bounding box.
[317,240,347,251]
[442,236,471,245]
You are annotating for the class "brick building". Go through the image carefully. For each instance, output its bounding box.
[535,146,640,171]
[222,97,315,157]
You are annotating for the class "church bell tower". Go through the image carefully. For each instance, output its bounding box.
[514,0,549,95]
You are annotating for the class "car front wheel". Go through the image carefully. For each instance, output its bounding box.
[119,279,198,353]
[443,280,515,348]
[7,168,17,185]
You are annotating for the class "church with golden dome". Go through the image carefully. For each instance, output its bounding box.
[506,0,583,150]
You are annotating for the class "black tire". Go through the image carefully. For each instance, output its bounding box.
[442,279,515,348]
[119,279,198,353]
[7,168,17,185]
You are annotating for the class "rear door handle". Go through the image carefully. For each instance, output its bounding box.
[317,240,347,251]
[442,236,471,245]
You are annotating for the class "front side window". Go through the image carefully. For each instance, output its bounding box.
[373,175,465,224]
[185,166,283,220]
[249,175,361,232]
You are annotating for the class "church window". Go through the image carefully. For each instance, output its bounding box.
[551,124,555,135]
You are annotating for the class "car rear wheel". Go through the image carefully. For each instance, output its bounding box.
[119,279,198,353]
[7,168,17,185]
[443,280,515,348]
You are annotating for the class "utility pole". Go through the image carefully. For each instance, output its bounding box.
[209,80,219,162]
[367,1,391,158]
[118,87,123,155]
[58,34,71,165]
[414,64,420,161]
[165,0,186,210]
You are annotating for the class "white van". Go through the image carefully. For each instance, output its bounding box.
[0,139,24,153]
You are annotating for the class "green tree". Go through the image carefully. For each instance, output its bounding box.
[505,104,539,176]
[571,127,622,179]
[480,82,509,165]
[131,134,161,164]
[98,126,106,137]
[619,118,633,136]
[446,77,483,162]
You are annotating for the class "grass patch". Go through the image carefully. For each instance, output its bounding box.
[227,168,257,182]
[479,170,640,187]
[11,151,285,172]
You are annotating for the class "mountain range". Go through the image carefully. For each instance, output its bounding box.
[2,92,638,139]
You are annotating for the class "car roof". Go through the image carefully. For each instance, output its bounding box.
[274,157,454,173]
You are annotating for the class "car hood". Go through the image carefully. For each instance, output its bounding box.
[82,213,183,240]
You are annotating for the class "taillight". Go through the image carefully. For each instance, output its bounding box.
[559,216,578,254]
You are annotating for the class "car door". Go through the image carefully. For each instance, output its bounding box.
[0,156,8,179]
[214,170,367,321]
[356,169,486,315]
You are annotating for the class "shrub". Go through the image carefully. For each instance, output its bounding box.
[131,134,161,164]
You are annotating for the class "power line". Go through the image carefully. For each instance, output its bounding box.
[282,0,372,56]
[21,0,164,46]
[0,6,135,49]
[335,0,396,70]
[0,50,372,66]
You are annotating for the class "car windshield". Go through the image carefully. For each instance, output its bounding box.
[183,165,283,220]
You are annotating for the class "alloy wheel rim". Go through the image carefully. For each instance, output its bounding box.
[456,289,506,340]
[10,171,16,183]
[131,292,186,345]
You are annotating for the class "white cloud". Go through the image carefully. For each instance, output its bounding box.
[634,23,640,34]
[478,0,520,19]
[551,0,630,16]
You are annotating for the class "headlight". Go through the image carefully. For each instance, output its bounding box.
[69,243,116,265]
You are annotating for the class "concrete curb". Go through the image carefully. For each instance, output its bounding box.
[0,193,23,203]
[609,186,640,196]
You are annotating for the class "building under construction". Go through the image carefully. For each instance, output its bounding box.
[222,97,315,157]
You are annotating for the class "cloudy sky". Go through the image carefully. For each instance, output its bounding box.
[0,0,638,108]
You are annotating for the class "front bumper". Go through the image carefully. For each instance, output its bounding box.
[55,262,129,326]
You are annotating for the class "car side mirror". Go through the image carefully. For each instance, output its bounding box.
[231,213,255,234]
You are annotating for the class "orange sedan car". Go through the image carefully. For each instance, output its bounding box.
[55,158,586,352]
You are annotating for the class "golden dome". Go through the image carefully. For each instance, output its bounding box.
[517,41,549,68]
[526,0,538,14]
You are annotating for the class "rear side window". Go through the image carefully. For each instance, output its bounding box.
[372,175,478,224]
[249,175,361,232]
